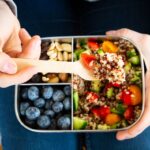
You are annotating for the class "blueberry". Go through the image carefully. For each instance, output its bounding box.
[44,110,55,118]
[37,115,51,128]
[25,107,40,120]
[20,102,30,116]
[52,102,63,113]
[42,86,53,99]
[57,116,71,129]
[63,86,71,96]
[34,98,45,108]
[21,88,28,99]
[28,86,39,101]
[63,97,71,111]
[52,90,65,101]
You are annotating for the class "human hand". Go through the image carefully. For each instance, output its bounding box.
[106,28,150,140]
[0,1,41,87]
[0,28,41,87]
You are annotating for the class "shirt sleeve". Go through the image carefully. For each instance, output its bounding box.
[1,0,17,16]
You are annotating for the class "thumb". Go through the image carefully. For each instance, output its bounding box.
[0,52,17,74]
[106,28,144,46]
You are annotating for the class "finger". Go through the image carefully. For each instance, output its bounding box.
[116,111,149,140]
[18,35,41,59]
[106,28,143,45]
[0,52,17,74]
[19,28,31,45]
[0,66,38,88]
[3,17,21,54]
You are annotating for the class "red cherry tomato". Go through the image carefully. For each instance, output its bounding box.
[124,106,134,120]
[112,82,121,87]
[121,90,132,105]
[92,106,110,119]
[80,53,96,70]
[88,40,99,51]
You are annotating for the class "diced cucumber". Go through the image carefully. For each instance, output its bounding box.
[130,76,140,83]
[124,62,131,73]
[129,56,140,65]
[135,71,142,77]
[73,117,87,130]
[73,91,79,111]
[90,80,102,92]
[97,49,104,56]
[126,49,137,58]
[110,122,121,129]
[74,49,85,61]
[106,87,114,98]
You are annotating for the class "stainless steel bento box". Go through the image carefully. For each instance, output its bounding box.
[15,36,145,132]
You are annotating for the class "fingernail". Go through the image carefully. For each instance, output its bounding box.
[2,63,17,74]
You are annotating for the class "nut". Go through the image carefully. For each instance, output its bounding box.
[55,42,63,51]
[48,42,55,51]
[42,76,49,82]
[68,53,72,61]
[50,51,57,59]
[63,51,68,61]
[57,51,63,61]
[47,73,59,83]
[48,76,59,83]
[47,50,55,56]
[61,43,72,52]
[58,73,68,82]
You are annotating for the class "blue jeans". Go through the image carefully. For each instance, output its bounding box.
[1,0,150,149]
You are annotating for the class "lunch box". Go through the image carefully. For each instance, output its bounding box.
[15,36,145,132]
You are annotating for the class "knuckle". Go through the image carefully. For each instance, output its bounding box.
[120,28,130,36]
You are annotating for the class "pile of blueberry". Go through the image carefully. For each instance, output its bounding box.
[19,85,71,130]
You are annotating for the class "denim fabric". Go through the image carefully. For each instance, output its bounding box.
[0,87,79,150]
[1,0,150,149]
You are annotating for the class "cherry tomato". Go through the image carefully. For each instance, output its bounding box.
[88,41,99,51]
[124,106,134,120]
[92,106,110,119]
[128,85,142,105]
[102,41,118,53]
[80,53,96,70]
[121,90,132,105]
[105,113,121,125]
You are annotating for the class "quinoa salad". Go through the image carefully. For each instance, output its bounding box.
[73,38,143,130]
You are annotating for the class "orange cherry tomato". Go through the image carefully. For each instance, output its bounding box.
[128,85,142,105]
[102,41,118,53]
[105,113,121,125]
[80,53,96,70]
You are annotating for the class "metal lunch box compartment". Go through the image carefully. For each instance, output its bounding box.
[15,36,145,132]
